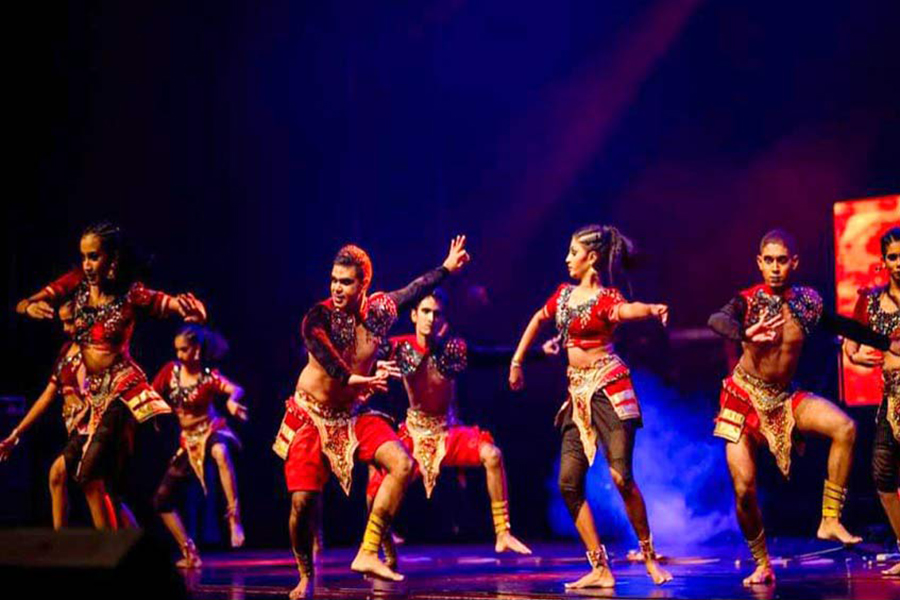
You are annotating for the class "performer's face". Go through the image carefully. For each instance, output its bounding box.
[412,295,446,339]
[884,240,900,284]
[59,303,76,338]
[330,264,364,310]
[756,242,798,290]
[175,334,200,365]
[566,239,598,281]
[79,234,112,285]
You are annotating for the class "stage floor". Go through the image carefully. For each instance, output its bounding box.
[187,540,900,599]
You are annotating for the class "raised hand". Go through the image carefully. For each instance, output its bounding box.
[348,372,391,397]
[508,364,525,391]
[541,335,561,356]
[650,304,669,327]
[850,345,885,367]
[24,300,55,320]
[442,235,471,274]
[227,399,249,422]
[0,433,20,461]
[176,293,207,323]
[745,314,785,343]
[374,360,402,380]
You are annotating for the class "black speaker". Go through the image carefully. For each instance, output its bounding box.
[0,528,187,599]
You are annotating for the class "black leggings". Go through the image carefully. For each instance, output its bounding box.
[76,401,136,498]
[153,432,236,513]
[62,433,88,479]
[873,396,900,493]
[558,389,641,520]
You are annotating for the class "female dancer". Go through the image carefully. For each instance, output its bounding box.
[0,301,114,528]
[15,221,206,528]
[509,224,672,588]
[151,325,248,568]
[845,226,900,576]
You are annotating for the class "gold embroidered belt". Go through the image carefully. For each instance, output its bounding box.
[717,364,797,477]
[273,391,359,495]
[561,354,637,466]
[84,358,170,429]
[180,416,239,493]
[404,409,450,499]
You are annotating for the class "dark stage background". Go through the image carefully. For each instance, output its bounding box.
[3,1,899,553]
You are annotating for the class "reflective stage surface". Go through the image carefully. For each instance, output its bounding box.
[186,539,900,599]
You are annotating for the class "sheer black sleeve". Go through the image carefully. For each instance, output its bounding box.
[301,304,352,384]
[708,296,746,342]
[385,267,449,313]
[820,311,891,350]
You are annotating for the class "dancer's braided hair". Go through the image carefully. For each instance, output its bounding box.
[881,226,900,258]
[572,224,635,294]
[81,221,148,293]
[177,324,229,364]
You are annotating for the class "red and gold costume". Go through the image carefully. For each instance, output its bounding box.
[543,283,639,467]
[273,268,448,495]
[151,362,240,495]
[708,281,897,574]
[544,281,665,569]
[51,341,89,438]
[51,342,91,475]
[277,391,397,495]
[712,284,825,475]
[853,286,900,496]
[854,286,900,442]
[367,335,496,500]
[42,269,177,485]
[711,283,893,476]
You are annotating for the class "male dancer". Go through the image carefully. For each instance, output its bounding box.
[708,229,900,586]
[273,237,469,599]
[367,290,548,564]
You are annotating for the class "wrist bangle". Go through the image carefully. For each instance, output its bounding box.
[510,360,523,368]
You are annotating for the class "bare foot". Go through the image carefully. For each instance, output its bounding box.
[742,564,775,586]
[351,550,404,581]
[564,567,615,589]
[816,517,862,545]
[495,531,532,555]
[645,559,672,585]
[883,561,900,576]
[229,518,245,548]
[175,540,202,569]
[175,553,202,569]
[289,576,312,599]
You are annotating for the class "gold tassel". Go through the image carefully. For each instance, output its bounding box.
[586,545,609,569]
[638,535,658,561]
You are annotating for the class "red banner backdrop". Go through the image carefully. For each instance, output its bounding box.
[834,195,900,406]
